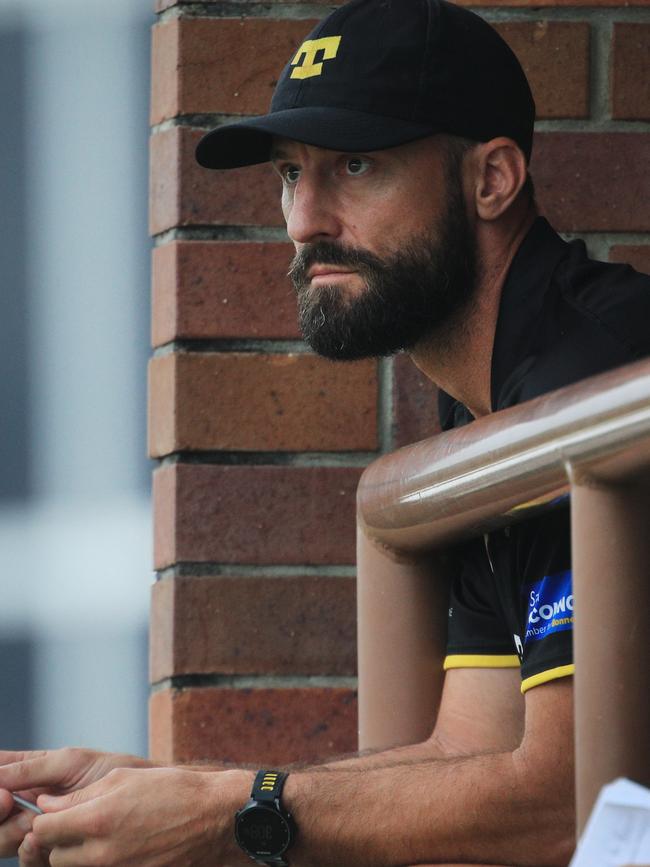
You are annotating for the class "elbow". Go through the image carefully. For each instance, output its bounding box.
[511,744,576,867]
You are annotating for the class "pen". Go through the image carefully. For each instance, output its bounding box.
[11,794,43,815]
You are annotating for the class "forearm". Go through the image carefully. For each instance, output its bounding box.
[174,737,447,776]
[312,736,448,771]
[282,748,574,867]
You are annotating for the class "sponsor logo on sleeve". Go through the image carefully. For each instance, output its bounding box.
[513,633,524,659]
[525,569,573,644]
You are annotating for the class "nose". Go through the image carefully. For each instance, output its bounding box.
[284,176,341,246]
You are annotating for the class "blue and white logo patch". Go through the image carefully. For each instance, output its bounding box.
[525,570,574,644]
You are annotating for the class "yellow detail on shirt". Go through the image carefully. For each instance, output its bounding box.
[443,654,520,670]
[520,663,575,694]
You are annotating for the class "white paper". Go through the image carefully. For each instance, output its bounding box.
[570,779,650,867]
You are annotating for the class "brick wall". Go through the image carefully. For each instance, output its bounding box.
[148,0,650,765]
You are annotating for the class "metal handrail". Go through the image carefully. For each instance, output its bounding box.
[356,356,650,836]
[359,356,650,549]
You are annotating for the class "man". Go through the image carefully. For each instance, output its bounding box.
[1,0,649,865]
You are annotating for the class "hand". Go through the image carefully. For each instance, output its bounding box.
[0,788,36,860]
[30,766,253,867]
[0,748,153,860]
[17,831,51,867]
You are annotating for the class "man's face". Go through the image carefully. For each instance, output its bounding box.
[271,135,478,360]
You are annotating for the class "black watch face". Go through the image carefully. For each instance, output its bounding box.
[236,805,291,858]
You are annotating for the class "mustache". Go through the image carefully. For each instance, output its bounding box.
[288,242,386,287]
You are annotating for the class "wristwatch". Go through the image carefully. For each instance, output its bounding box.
[235,770,297,866]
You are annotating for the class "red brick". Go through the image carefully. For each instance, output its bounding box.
[149,690,173,761]
[612,24,650,120]
[151,243,178,346]
[393,355,442,449]
[609,245,650,275]
[148,352,378,455]
[148,355,176,458]
[149,687,358,765]
[150,575,357,682]
[150,19,179,127]
[149,127,283,236]
[153,463,361,568]
[151,19,316,125]
[495,22,589,119]
[153,462,177,571]
[151,241,299,346]
[531,133,650,233]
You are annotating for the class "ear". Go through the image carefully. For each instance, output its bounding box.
[473,138,528,221]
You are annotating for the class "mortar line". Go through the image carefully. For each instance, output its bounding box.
[534,119,650,132]
[475,6,650,22]
[156,4,650,23]
[561,232,650,262]
[155,563,357,581]
[590,15,614,124]
[152,226,290,245]
[156,450,375,467]
[151,114,650,137]
[157,4,342,22]
[150,674,359,693]
[151,338,310,356]
[377,357,395,455]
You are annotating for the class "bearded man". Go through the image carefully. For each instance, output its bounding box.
[1,1,649,866]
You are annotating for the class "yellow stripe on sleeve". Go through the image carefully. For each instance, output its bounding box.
[520,664,575,694]
[444,654,520,671]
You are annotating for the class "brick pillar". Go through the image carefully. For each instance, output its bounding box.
[148,0,649,766]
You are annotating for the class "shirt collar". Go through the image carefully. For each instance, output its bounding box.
[489,216,568,412]
[438,217,568,429]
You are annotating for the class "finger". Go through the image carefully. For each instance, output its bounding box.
[48,841,104,867]
[38,776,106,814]
[0,756,67,795]
[0,787,15,821]
[31,808,90,850]
[18,832,50,867]
[0,810,34,858]
[0,751,47,768]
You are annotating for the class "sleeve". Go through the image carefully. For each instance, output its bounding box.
[444,536,520,672]
[515,501,574,693]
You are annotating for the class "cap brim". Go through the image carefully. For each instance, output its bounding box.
[195,107,437,169]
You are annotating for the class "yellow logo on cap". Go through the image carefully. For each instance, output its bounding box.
[290,36,342,80]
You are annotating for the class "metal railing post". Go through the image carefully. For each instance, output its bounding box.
[357,529,450,751]
[571,471,650,834]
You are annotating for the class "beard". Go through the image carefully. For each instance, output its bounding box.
[288,158,478,361]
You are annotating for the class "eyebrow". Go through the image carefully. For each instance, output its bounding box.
[269,147,292,161]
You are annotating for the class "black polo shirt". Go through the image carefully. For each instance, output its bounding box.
[441,217,650,692]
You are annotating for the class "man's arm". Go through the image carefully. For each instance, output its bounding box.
[2,668,574,867]
[25,668,572,867]
[278,675,573,867]
[313,666,525,772]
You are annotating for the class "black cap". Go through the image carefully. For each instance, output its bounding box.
[196,0,536,170]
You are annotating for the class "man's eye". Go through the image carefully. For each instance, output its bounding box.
[282,165,301,184]
[345,157,371,176]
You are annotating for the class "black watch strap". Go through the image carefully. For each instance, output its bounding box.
[246,771,291,866]
[251,770,289,804]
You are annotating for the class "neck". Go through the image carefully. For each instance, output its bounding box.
[409,205,536,419]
